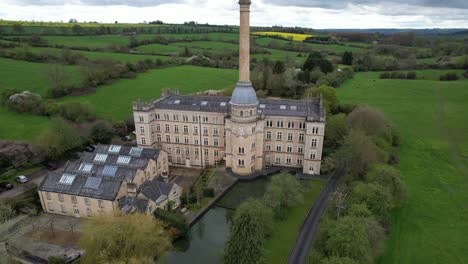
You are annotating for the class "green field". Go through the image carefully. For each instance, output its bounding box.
[338,71,468,263]
[0,107,51,142]
[59,66,238,120]
[135,43,185,55]
[171,41,239,53]
[0,57,82,96]
[254,36,363,53]
[264,179,325,264]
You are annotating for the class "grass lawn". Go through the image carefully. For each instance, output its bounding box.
[43,34,158,48]
[11,46,172,63]
[59,66,237,121]
[171,41,239,53]
[0,107,51,143]
[0,57,82,97]
[135,43,185,55]
[338,71,468,264]
[264,179,325,264]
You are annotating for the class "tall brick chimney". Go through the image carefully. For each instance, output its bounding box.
[238,0,251,82]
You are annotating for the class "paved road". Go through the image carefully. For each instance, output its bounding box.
[287,165,346,264]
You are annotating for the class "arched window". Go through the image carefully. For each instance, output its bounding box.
[238,147,245,154]
[250,110,253,116]
[240,111,244,117]
[238,159,245,166]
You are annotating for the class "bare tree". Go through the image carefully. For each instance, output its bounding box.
[47,64,69,97]
[331,188,348,219]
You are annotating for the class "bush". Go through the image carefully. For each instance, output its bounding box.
[154,208,187,232]
[39,118,82,160]
[203,188,215,197]
[0,141,46,169]
[0,204,16,223]
[440,72,459,81]
[47,102,96,122]
[90,121,115,144]
[349,182,394,223]
[4,91,44,115]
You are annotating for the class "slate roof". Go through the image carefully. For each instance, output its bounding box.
[139,179,174,205]
[38,145,161,201]
[134,94,325,120]
[119,196,149,214]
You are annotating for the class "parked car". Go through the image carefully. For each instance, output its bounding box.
[84,145,96,152]
[0,182,14,191]
[16,175,28,184]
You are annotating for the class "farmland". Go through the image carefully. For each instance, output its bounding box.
[338,71,468,264]
[253,31,315,41]
[59,66,238,120]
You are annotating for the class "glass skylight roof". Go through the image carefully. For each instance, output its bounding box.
[291,106,297,110]
[280,105,287,110]
[220,102,227,107]
[79,163,94,173]
[102,165,118,176]
[259,104,266,109]
[59,174,76,185]
[84,177,102,189]
[201,101,208,106]
[94,153,108,162]
[129,147,143,157]
[108,145,121,153]
[117,155,131,164]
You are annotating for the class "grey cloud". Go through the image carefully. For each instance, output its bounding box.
[10,0,183,6]
[268,0,468,9]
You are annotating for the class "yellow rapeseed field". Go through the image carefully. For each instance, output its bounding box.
[253,31,315,41]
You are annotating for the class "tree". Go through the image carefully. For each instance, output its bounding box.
[0,204,15,223]
[47,64,70,97]
[223,199,272,264]
[310,85,339,114]
[365,164,406,206]
[342,52,353,65]
[263,174,303,219]
[79,213,170,264]
[71,24,83,35]
[347,106,391,140]
[272,60,286,74]
[325,216,372,264]
[0,141,45,168]
[90,121,115,144]
[349,182,394,223]
[303,52,334,74]
[38,118,82,160]
[324,114,348,151]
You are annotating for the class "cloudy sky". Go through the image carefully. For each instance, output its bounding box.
[1,0,467,28]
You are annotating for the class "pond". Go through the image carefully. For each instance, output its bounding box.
[163,178,270,264]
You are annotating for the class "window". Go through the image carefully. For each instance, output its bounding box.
[167,146,172,154]
[240,111,244,117]
[251,142,255,150]
[214,150,219,157]
[297,158,303,165]
[266,131,272,140]
[238,147,245,154]
[175,136,180,143]
[195,148,200,157]
[47,202,55,212]
[299,122,306,129]
[174,125,179,133]
[309,164,315,174]
[202,116,209,123]
[193,116,199,123]
[45,192,51,200]
[266,144,271,151]
[87,208,92,217]
[139,116,144,122]
[287,145,292,153]
[74,208,80,215]
[183,115,189,122]
[238,159,245,167]
[310,152,317,160]
[155,113,160,120]
[204,149,209,157]
[251,155,256,162]
[58,194,64,202]
[166,135,171,143]
[184,125,189,133]
[176,147,181,155]
[276,120,283,128]
[165,124,170,132]
[185,148,190,156]
[312,127,319,134]
[98,200,104,208]
[288,133,293,141]
[298,145,304,154]
[311,139,318,148]
[164,114,169,121]
[214,127,219,136]
[276,132,282,141]
[184,136,189,144]
[156,124,161,132]
[141,137,146,145]
[94,153,108,163]
[204,138,209,146]
[85,198,90,206]
[140,126,145,134]
[266,155,271,163]
[194,137,199,145]
[214,138,219,147]
[194,126,199,135]
[203,127,208,135]
[214,117,219,124]
[286,155,292,164]
[157,134,162,142]
[299,133,305,142]
[276,145,282,152]
[252,127,256,134]
[275,155,281,164]
[266,120,273,127]
[173,114,179,121]
[288,121,295,129]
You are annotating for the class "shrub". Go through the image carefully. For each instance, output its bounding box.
[90,121,115,144]
[0,204,16,223]
[440,72,459,81]
[51,102,96,122]
[349,182,394,223]
[0,141,46,169]
[379,72,391,79]
[4,91,44,115]
[38,118,82,160]
[406,71,417,79]
[154,208,187,232]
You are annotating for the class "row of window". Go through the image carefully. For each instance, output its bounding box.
[45,192,105,208]
[156,135,225,147]
[265,120,307,130]
[266,131,305,142]
[148,114,221,124]
[47,202,103,217]
[167,146,222,158]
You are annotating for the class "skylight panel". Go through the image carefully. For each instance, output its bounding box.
[220,102,227,107]
[280,105,287,110]
[108,145,121,153]
[129,147,143,157]
[79,163,94,173]
[84,177,102,189]
[102,165,118,176]
[174,100,180,105]
[201,101,208,106]
[259,104,266,109]
[117,155,132,164]
[59,174,76,185]
[94,153,108,163]
[290,106,297,111]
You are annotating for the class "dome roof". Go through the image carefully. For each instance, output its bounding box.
[230,82,258,105]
